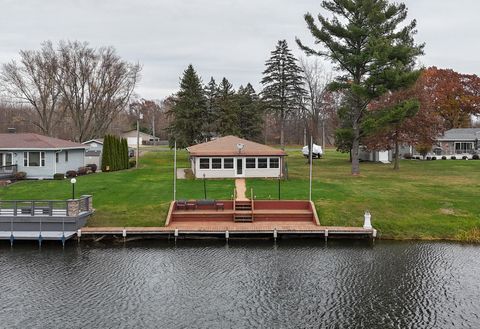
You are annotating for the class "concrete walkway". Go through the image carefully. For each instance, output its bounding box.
[235,179,249,201]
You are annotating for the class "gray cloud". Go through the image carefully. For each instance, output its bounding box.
[0,0,478,99]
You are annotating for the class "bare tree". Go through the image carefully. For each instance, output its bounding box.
[299,58,333,149]
[0,41,63,136]
[57,41,141,141]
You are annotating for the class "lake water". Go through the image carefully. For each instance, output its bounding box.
[0,239,479,328]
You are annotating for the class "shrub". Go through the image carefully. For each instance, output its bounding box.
[472,154,480,160]
[53,173,64,180]
[462,156,468,160]
[14,171,26,180]
[403,153,412,160]
[415,156,421,160]
[426,156,431,161]
[451,156,456,160]
[129,158,136,168]
[77,167,88,176]
[432,157,437,160]
[441,156,447,160]
[66,170,77,178]
[86,163,97,173]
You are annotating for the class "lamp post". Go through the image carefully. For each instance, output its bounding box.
[278,176,281,200]
[203,173,207,199]
[136,113,144,169]
[70,178,77,200]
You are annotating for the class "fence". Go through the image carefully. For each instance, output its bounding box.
[0,195,92,217]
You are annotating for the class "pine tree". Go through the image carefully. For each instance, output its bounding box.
[237,83,263,141]
[167,64,207,148]
[122,138,129,169]
[101,135,111,171]
[216,77,240,136]
[297,0,424,175]
[203,77,219,139]
[261,40,306,149]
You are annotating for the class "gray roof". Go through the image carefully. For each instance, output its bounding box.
[437,128,480,141]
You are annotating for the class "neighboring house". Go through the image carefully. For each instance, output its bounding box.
[359,148,392,163]
[82,139,104,168]
[431,128,480,156]
[120,130,161,147]
[186,136,286,179]
[0,133,86,179]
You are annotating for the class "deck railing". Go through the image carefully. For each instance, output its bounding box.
[0,195,93,217]
[0,165,17,178]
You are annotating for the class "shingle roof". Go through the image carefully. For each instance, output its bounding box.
[0,133,86,149]
[437,128,480,141]
[187,136,286,157]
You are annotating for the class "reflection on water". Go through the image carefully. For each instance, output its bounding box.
[0,239,479,328]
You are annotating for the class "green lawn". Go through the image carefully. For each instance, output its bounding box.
[0,148,479,241]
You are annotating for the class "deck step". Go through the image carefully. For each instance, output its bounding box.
[234,216,253,222]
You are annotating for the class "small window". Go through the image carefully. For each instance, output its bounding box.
[24,152,28,166]
[25,151,44,167]
[246,158,256,168]
[258,158,268,169]
[199,158,210,169]
[65,150,69,162]
[41,152,45,166]
[56,153,59,163]
[269,158,279,168]
[224,158,234,169]
[212,158,222,169]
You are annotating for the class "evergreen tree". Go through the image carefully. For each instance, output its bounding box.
[167,64,207,148]
[203,77,219,139]
[297,0,424,175]
[237,83,263,141]
[261,40,306,149]
[122,138,129,169]
[216,77,240,136]
[101,135,111,171]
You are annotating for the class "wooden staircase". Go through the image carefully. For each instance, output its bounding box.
[234,201,253,222]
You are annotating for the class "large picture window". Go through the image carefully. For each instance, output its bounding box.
[212,158,222,169]
[246,158,256,168]
[455,142,473,154]
[269,158,279,168]
[258,158,268,168]
[199,158,210,169]
[23,152,45,167]
[224,158,234,169]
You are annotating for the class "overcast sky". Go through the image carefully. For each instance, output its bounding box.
[1,0,479,100]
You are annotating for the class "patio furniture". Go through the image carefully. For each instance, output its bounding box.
[176,200,187,210]
[186,200,197,210]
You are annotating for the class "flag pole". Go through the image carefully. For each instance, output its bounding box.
[309,135,313,202]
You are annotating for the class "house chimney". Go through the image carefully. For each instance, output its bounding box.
[7,128,16,134]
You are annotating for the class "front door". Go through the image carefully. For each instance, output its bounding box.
[236,158,244,177]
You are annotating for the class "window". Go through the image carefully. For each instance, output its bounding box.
[258,158,268,168]
[224,158,234,169]
[246,158,256,168]
[455,142,473,154]
[269,157,279,168]
[23,152,45,167]
[56,153,59,163]
[65,150,69,162]
[199,158,210,169]
[212,158,222,169]
[0,153,13,166]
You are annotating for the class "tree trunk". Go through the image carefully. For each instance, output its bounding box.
[393,136,400,170]
[351,121,361,175]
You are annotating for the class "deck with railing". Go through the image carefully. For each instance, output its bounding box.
[0,165,17,179]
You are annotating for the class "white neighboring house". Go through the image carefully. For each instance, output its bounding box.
[0,133,86,179]
[359,148,392,163]
[120,130,160,147]
[82,139,103,168]
[186,136,287,179]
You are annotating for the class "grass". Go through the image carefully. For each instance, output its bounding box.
[0,147,479,241]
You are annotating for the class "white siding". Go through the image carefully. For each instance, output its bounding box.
[192,156,282,179]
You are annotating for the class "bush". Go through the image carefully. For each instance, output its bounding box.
[441,156,447,160]
[472,154,480,160]
[415,156,421,160]
[66,170,77,178]
[86,163,97,173]
[77,167,88,176]
[403,153,412,160]
[432,156,437,160]
[129,158,136,168]
[451,156,456,160]
[53,173,64,180]
[14,171,26,180]
[462,156,468,160]
[426,156,432,161]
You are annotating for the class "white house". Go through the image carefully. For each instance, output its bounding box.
[0,133,86,179]
[186,136,286,179]
[120,130,160,147]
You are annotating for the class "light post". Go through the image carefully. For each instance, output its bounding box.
[278,176,281,200]
[203,173,207,199]
[70,178,77,200]
[136,113,144,169]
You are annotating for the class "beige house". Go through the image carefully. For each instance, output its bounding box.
[187,136,286,179]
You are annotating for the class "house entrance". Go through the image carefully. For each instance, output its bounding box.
[236,158,244,176]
